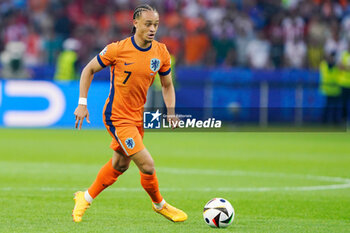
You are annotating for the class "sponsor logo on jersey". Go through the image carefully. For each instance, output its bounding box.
[150,58,160,72]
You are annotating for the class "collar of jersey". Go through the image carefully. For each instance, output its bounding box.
[131,36,152,52]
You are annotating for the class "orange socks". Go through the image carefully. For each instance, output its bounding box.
[87,159,122,198]
[86,159,162,204]
[140,171,163,204]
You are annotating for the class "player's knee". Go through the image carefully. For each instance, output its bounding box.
[139,163,155,175]
[114,163,129,173]
[112,150,131,173]
[132,148,155,174]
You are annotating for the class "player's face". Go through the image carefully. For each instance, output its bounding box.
[134,11,159,43]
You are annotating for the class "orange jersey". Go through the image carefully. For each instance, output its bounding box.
[97,36,171,126]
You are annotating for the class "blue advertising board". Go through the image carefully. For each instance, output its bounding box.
[0,68,328,128]
[0,80,109,128]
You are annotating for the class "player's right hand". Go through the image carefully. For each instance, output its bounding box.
[74,105,90,130]
[167,114,180,130]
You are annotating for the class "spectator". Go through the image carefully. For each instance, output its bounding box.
[324,25,347,62]
[1,0,350,71]
[159,24,184,60]
[204,0,226,31]
[223,49,236,68]
[341,13,350,41]
[235,12,254,67]
[42,29,62,65]
[29,0,51,35]
[212,15,235,65]
[3,11,28,44]
[246,30,271,69]
[212,34,235,65]
[320,0,344,20]
[183,0,202,19]
[184,27,211,66]
[268,14,284,68]
[54,38,81,81]
[338,43,350,123]
[25,25,43,66]
[319,51,342,124]
[282,9,305,42]
[54,8,72,40]
[284,35,307,68]
[307,14,329,69]
[282,0,302,9]
[0,41,31,79]
[235,26,251,67]
[234,11,254,38]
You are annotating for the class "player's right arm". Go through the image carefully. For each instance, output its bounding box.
[74,57,104,130]
[75,42,118,129]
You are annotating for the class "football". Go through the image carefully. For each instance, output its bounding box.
[203,198,235,228]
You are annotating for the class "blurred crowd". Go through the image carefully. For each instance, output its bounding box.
[1,0,350,71]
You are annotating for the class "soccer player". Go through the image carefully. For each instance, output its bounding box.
[72,5,187,223]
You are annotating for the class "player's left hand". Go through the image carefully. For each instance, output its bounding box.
[167,114,180,129]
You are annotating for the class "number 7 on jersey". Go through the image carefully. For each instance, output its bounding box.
[123,71,132,84]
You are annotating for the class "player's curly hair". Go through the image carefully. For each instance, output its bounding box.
[131,4,157,34]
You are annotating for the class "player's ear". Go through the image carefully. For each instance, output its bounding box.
[133,19,138,30]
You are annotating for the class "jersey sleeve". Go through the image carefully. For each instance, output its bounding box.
[158,45,171,76]
[96,42,118,68]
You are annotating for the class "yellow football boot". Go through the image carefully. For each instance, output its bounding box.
[72,191,90,222]
[153,202,188,222]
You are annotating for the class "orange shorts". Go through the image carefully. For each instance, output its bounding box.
[104,121,145,156]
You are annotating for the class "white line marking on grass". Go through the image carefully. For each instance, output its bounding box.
[157,167,350,183]
[1,167,350,192]
[2,183,350,192]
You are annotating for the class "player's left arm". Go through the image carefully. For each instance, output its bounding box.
[160,73,179,129]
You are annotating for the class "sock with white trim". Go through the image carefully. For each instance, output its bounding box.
[153,199,166,210]
[84,190,93,203]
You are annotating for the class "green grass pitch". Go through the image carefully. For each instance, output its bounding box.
[0,129,350,232]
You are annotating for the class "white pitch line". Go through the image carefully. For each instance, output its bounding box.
[1,166,350,192]
[2,161,349,183]
[1,183,350,192]
[157,167,350,183]
[1,168,350,192]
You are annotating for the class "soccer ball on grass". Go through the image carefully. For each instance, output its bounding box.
[203,198,234,228]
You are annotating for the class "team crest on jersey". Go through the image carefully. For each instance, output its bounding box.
[100,46,107,56]
[150,58,160,72]
[125,138,135,149]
